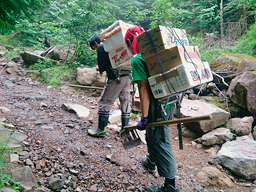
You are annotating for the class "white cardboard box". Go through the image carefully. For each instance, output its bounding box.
[148,61,213,99]
[108,42,133,69]
[100,20,134,52]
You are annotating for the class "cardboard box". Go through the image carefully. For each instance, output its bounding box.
[108,42,133,69]
[137,25,189,59]
[100,20,134,52]
[145,45,201,76]
[148,61,213,99]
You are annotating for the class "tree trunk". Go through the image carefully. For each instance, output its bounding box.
[243,4,248,31]
[220,0,224,39]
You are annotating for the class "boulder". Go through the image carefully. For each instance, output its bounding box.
[237,58,256,73]
[196,166,234,188]
[61,103,90,119]
[20,51,46,66]
[44,46,70,60]
[227,116,254,136]
[200,128,233,146]
[227,71,256,115]
[92,72,107,87]
[211,53,256,74]
[253,126,256,140]
[76,66,97,85]
[181,98,230,135]
[216,137,256,179]
[11,166,37,191]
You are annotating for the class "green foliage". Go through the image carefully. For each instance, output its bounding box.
[149,0,175,27]
[0,173,21,191]
[5,49,22,60]
[226,124,237,141]
[28,59,78,86]
[0,129,21,191]
[0,0,49,33]
[14,19,70,48]
[232,22,256,56]
[74,40,97,68]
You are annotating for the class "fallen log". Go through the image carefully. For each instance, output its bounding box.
[69,84,135,93]
[69,84,104,90]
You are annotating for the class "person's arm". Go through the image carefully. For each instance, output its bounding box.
[138,80,150,118]
[97,45,106,74]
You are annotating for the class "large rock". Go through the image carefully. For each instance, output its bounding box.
[227,116,254,136]
[20,51,46,66]
[237,58,256,73]
[196,166,234,188]
[76,66,96,85]
[0,126,27,147]
[253,126,256,140]
[216,137,256,179]
[48,178,64,191]
[211,53,256,73]
[92,72,107,87]
[11,166,37,191]
[44,46,70,60]
[61,103,90,119]
[200,128,233,146]
[227,71,256,115]
[181,98,230,135]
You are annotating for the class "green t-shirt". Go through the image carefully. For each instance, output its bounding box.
[131,53,150,82]
[131,53,158,122]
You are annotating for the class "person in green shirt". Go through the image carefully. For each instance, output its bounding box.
[125,26,177,192]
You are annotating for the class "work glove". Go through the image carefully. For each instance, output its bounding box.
[137,116,148,130]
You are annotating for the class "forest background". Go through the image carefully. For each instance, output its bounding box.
[0,0,256,86]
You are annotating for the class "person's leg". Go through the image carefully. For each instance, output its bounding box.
[87,79,124,137]
[118,76,131,130]
[88,110,109,137]
[146,125,177,192]
[141,153,157,174]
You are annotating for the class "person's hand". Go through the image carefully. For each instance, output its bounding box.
[137,117,148,130]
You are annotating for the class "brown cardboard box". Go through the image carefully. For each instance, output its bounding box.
[137,25,189,59]
[145,45,201,76]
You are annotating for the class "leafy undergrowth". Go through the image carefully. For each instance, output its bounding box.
[0,129,21,191]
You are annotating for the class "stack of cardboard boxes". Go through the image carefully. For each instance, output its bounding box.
[137,25,213,99]
[100,20,134,70]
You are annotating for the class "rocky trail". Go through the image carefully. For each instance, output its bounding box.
[0,63,255,192]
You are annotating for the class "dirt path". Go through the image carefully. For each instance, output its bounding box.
[0,65,254,192]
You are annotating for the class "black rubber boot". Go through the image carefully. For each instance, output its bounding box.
[116,112,130,133]
[141,155,157,174]
[121,112,130,130]
[147,182,177,192]
[88,111,109,137]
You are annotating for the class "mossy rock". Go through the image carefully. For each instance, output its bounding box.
[210,53,256,73]
[203,96,252,118]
